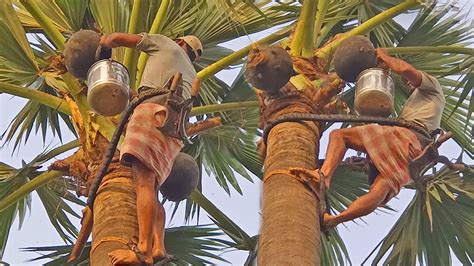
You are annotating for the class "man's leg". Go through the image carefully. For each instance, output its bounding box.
[320,128,367,188]
[151,196,166,261]
[109,158,156,265]
[324,175,392,228]
[133,159,157,263]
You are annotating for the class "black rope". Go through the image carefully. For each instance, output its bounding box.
[262,113,430,145]
[86,87,170,209]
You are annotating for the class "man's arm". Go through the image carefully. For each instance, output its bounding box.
[376,48,422,87]
[100,33,142,49]
[376,48,443,95]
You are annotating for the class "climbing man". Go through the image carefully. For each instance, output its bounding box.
[319,48,445,228]
[98,32,202,265]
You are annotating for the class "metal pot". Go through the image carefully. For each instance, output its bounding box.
[87,59,130,116]
[354,68,394,117]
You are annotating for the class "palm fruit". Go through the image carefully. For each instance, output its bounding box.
[160,152,199,202]
[244,45,296,93]
[63,30,101,80]
[333,35,376,82]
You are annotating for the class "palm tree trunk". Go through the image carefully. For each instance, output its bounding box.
[90,163,137,265]
[259,116,321,265]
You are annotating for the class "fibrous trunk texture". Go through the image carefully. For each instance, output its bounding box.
[259,114,321,265]
[90,163,137,265]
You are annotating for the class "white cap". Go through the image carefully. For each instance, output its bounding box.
[178,35,203,60]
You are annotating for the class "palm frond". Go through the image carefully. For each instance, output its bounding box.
[321,229,352,266]
[2,80,76,152]
[0,162,31,258]
[0,1,39,86]
[36,177,84,244]
[366,164,474,265]
[0,141,79,252]
[14,0,79,33]
[355,0,406,47]
[195,105,259,194]
[393,2,473,157]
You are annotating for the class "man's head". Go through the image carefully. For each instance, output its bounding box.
[176,35,203,62]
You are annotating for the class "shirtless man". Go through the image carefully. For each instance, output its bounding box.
[99,32,202,265]
[320,48,445,228]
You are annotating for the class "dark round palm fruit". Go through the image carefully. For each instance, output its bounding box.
[160,152,199,202]
[63,30,101,80]
[333,35,376,82]
[245,45,296,93]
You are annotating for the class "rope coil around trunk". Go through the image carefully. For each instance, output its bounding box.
[262,113,430,145]
[263,168,322,199]
[264,167,326,214]
[87,86,170,209]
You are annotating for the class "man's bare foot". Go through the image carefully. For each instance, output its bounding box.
[108,249,153,265]
[323,213,338,229]
[152,246,166,263]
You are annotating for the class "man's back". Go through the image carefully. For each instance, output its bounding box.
[399,72,445,133]
[137,33,197,100]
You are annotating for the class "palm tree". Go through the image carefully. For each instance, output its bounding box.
[0,0,472,265]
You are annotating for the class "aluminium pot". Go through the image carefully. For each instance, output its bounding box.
[87,59,130,116]
[354,68,394,117]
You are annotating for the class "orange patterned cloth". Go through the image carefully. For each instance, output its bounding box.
[120,103,183,187]
[357,124,422,204]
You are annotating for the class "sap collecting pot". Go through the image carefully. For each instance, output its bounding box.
[87,59,130,116]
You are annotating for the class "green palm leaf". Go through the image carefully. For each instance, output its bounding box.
[14,0,80,33]
[366,165,474,265]
[0,141,80,251]
[2,81,76,152]
[392,3,473,156]
[0,162,31,258]
[0,0,38,86]
[36,177,84,244]
[362,0,410,46]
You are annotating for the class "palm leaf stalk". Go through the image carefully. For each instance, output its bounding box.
[197,26,292,80]
[289,0,317,57]
[0,140,80,213]
[122,0,142,87]
[386,46,474,55]
[18,0,66,50]
[316,0,420,59]
[313,0,329,45]
[135,0,171,88]
[0,82,70,114]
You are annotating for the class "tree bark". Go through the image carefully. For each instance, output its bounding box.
[90,163,137,265]
[259,119,321,265]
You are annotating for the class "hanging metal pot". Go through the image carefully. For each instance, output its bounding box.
[87,59,130,116]
[354,68,394,117]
